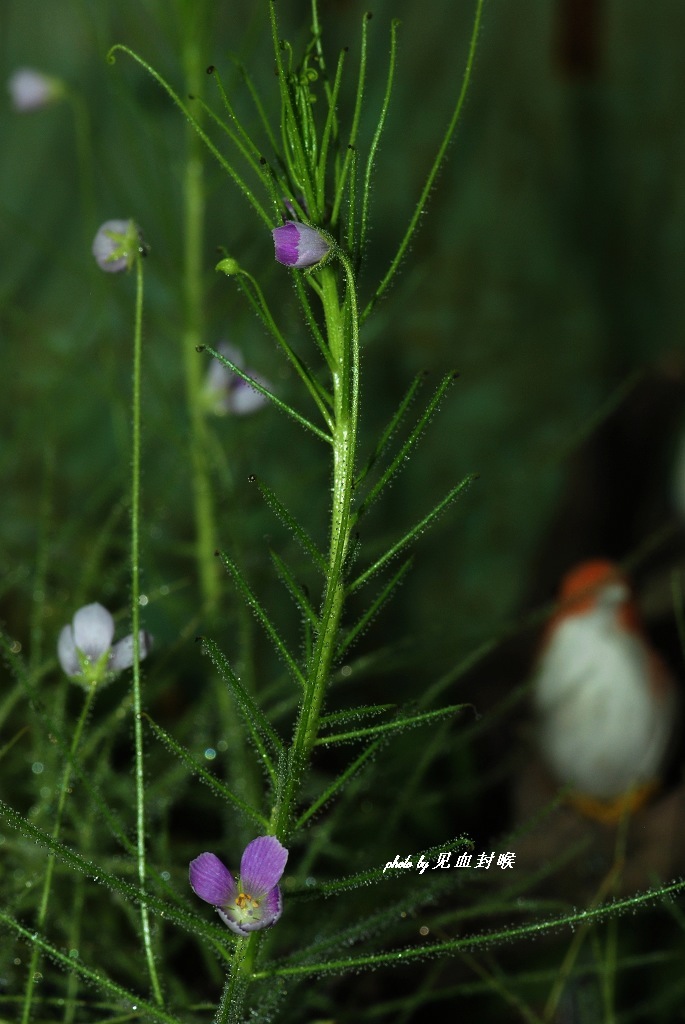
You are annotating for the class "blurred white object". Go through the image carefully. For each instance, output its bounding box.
[204,343,271,416]
[8,68,63,112]
[534,560,677,818]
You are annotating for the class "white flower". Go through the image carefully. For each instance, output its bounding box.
[8,68,64,112]
[203,343,271,416]
[58,603,151,686]
[92,219,144,273]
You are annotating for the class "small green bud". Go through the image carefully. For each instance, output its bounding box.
[216,257,241,276]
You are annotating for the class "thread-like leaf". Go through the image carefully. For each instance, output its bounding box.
[270,550,319,630]
[200,636,284,784]
[254,476,327,573]
[349,475,477,593]
[295,739,382,829]
[336,557,413,659]
[319,704,395,728]
[359,18,399,259]
[107,44,271,228]
[143,714,268,827]
[355,372,459,519]
[332,10,372,231]
[254,879,685,981]
[203,344,332,444]
[362,0,485,320]
[216,550,307,690]
[0,911,184,1024]
[354,370,427,492]
[291,836,472,899]
[316,702,467,746]
[0,799,232,949]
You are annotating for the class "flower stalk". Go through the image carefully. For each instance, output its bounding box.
[129,253,164,1006]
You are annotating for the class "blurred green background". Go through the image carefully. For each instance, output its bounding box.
[2,0,685,1019]
[2,0,683,662]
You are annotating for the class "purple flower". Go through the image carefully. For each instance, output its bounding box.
[189,836,288,937]
[272,221,330,269]
[8,68,64,112]
[58,603,152,686]
[203,343,270,416]
[92,219,143,273]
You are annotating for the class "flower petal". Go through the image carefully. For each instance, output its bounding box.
[260,885,283,927]
[226,375,270,416]
[272,222,330,269]
[216,908,251,937]
[239,836,288,898]
[92,219,139,273]
[57,624,80,676]
[71,603,115,662]
[217,887,282,935]
[189,852,236,907]
[109,630,152,671]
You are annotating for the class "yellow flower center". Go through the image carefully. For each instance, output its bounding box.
[235,892,260,911]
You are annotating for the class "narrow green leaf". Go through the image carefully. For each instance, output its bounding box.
[203,344,332,445]
[337,557,413,659]
[0,911,184,1024]
[295,739,382,829]
[354,370,427,491]
[255,879,685,981]
[359,18,400,259]
[200,637,284,783]
[362,0,485,320]
[216,550,307,690]
[319,703,395,728]
[0,799,233,950]
[255,476,327,573]
[316,46,346,210]
[349,475,477,593]
[332,10,372,231]
[194,95,271,196]
[292,273,333,367]
[229,55,280,158]
[268,1,317,217]
[106,44,272,228]
[270,550,319,630]
[143,714,268,827]
[355,373,458,519]
[316,702,467,746]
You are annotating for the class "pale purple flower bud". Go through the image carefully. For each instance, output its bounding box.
[272,221,330,269]
[8,68,64,112]
[58,602,152,686]
[203,343,270,416]
[92,219,144,273]
[190,837,288,937]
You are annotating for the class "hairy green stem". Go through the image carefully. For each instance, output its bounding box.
[271,256,359,840]
[21,688,95,1024]
[130,256,163,1005]
[180,16,221,615]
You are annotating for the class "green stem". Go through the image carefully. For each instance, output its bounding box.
[130,256,164,1005]
[21,688,96,1024]
[271,254,359,840]
[180,14,221,615]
